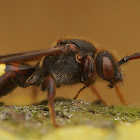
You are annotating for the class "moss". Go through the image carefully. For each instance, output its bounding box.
[0,98,140,139]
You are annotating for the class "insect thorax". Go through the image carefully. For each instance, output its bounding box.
[42,53,83,87]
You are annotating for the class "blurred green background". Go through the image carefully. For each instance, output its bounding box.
[0,0,140,106]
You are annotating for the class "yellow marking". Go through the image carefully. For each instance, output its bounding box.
[0,63,6,76]
[75,54,82,63]
[124,58,127,62]
[39,58,45,67]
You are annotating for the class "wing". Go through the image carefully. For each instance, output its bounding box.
[0,49,42,59]
[0,47,65,64]
[0,47,68,97]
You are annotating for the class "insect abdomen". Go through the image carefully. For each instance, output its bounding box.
[0,63,35,97]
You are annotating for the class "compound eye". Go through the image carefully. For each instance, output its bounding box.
[102,57,114,80]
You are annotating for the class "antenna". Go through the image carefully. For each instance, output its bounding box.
[118,52,140,65]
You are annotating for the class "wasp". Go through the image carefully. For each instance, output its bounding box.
[0,37,140,126]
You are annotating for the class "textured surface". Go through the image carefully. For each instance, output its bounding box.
[0,0,140,105]
[0,99,140,139]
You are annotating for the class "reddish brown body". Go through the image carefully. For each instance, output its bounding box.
[0,37,140,126]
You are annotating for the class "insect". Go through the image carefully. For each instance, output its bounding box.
[0,37,140,126]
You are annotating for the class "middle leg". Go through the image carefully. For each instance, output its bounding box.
[41,76,57,127]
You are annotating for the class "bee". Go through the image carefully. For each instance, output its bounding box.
[0,37,140,126]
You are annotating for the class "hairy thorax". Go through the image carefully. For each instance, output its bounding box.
[42,54,83,87]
